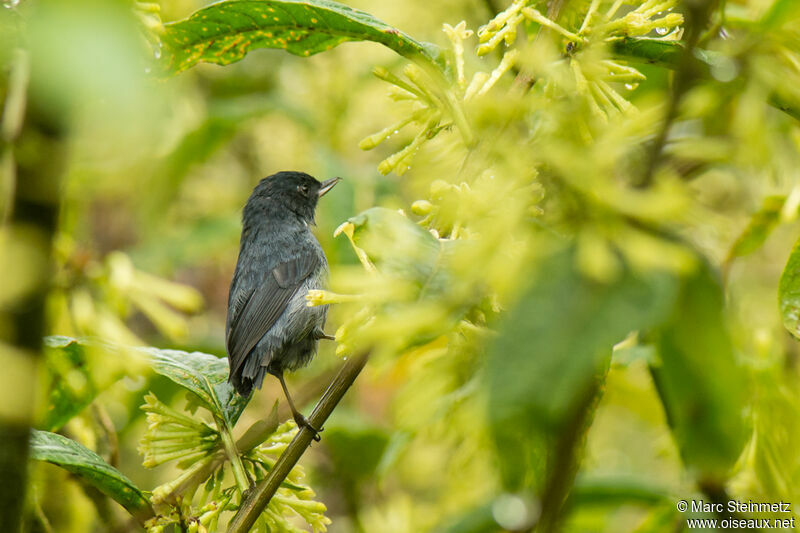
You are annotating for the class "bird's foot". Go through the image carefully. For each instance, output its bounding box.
[243,479,257,500]
[313,327,335,341]
[294,413,323,442]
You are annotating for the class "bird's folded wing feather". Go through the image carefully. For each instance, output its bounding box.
[226,253,319,375]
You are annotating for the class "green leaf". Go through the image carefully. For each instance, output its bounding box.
[779,234,800,338]
[487,249,678,489]
[343,207,441,280]
[29,430,152,519]
[651,262,749,480]
[42,337,99,431]
[42,336,133,431]
[726,195,785,265]
[42,337,247,428]
[141,346,249,427]
[609,37,684,67]
[567,477,669,508]
[161,0,444,74]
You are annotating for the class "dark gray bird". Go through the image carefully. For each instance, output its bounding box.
[226,171,340,436]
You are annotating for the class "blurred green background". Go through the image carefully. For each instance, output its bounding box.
[2,0,800,531]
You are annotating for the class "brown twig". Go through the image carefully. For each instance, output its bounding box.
[227,352,369,533]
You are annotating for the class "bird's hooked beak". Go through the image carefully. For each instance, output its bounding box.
[318,177,341,197]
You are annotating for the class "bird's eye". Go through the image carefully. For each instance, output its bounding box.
[298,185,309,196]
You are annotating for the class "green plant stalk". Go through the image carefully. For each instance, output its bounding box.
[216,414,251,494]
[537,357,610,533]
[145,403,281,519]
[153,453,220,502]
[636,0,720,188]
[228,352,369,533]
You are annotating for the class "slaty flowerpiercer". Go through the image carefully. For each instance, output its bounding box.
[226,171,340,437]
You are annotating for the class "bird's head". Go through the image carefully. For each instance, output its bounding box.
[245,171,341,224]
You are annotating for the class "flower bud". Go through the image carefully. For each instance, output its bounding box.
[411,200,433,215]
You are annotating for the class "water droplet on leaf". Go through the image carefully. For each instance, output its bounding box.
[655,27,669,35]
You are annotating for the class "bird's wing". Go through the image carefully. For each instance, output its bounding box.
[226,253,320,376]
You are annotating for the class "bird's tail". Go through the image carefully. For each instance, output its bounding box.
[229,354,267,397]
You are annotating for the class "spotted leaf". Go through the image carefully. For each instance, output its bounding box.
[161,0,444,73]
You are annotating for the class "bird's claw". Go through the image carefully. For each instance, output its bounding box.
[294,413,323,442]
[313,327,335,341]
[242,480,257,500]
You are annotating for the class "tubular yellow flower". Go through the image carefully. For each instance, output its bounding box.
[305,290,363,306]
[411,200,433,215]
[478,0,525,42]
[477,49,519,97]
[442,21,473,88]
[522,7,583,42]
[334,222,377,273]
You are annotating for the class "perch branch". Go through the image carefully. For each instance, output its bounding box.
[227,351,370,533]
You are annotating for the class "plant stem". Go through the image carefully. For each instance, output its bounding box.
[227,352,369,533]
[537,358,609,533]
[637,0,720,188]
[216,415,251,494]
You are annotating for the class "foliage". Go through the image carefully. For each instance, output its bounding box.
[29,429,153,518]
[39,337,329,532]
[159,0,444,73]
[2,0,800,531]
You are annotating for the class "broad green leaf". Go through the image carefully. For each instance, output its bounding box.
[161,0,444,74]
[487,249,678,489]
[141,346,248,427]
[42,337,247,427]
[340,207,441,281]
[651,262,748,479]
[29,430,152,519]
[726,195,785,265]
[779,234,800,338]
